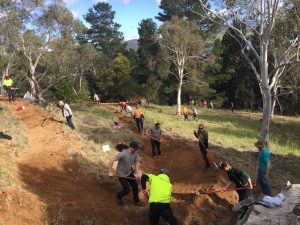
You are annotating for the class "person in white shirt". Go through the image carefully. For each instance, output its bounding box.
[58,100,75,130]
[125,105,132,117]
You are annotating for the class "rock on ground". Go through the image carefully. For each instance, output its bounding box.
[240,184,300,225]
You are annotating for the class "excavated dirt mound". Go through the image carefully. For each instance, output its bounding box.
[0,99,237,225]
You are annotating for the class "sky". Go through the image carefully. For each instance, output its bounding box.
[63,0,162,40]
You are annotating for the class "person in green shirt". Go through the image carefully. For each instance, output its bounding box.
[141,168,179,225]
[220,161,253,202]
[3,75,14,102]
[255,140,272,196]
[194,124,210,169]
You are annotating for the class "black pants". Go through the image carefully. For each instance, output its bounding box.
[117,174,139,203]
[199,144,210,168]
[193,113,198,120]
[135,118,144,133]
[184,113,188,120]
[66,116,75,130]
[151,139,161,157]
[237,189,250,202]
[149,203,179,225]
[6,88,14,102]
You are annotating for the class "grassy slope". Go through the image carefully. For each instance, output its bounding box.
[0,105,27,188]
[142,105,300,190]
[70,102,143,177]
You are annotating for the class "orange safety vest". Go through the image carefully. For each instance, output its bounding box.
[134,108,143,118]
[183,107,188,114]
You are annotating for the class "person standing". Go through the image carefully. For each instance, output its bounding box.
[230,102,235,112]
[255,140,272,196]
[58,100,75,130]
[183,106,188,121]
[220,161,253,202]
[125,105,132,117]
[108,141,143,206]
[141,168,179,225]
[148,123,163,159]
[194,124,210,169]
[192,107,198,120]
[3,75,14,102]
[93,93,100,104]
[119,101,127,112]
[134,105,144,134]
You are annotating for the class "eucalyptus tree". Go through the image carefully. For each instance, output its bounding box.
[197,0,300,141]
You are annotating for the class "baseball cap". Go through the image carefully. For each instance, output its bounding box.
[160,168,170,176]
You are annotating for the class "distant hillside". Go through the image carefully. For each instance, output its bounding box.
[125,39,138,51]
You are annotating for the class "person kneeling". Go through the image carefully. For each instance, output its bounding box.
[141,169,179,225]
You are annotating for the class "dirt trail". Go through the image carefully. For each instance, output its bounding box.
[0,100,237,225]
[0,100,140,225]
[120,116,237,224]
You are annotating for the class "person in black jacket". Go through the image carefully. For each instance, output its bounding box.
[220,161,253,202]
[194,124,210,169]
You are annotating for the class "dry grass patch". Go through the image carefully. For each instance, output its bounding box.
[0,106,27,188]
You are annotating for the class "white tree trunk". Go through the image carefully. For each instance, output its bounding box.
[261,88,272,141]
[176,79,183,115]
[28,78,38,99]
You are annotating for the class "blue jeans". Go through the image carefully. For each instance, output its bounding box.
[257,169,272,196]
[135,118,143,134]
[66,116,75,130]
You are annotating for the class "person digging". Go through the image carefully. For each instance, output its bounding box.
[141,168,179,225]
[220,161,253,202]
[147,123,163,159]
[108,141,144,206]
[58,100,75,130]
[194,124,210,169]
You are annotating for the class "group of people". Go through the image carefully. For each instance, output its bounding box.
[183,106,199,121]
[193,123,272,201]
[107,104,273,225]
[108,141,179,225]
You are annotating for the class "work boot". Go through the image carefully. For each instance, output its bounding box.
[116,198,123,206]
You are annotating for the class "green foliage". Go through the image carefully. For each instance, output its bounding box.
[51,78,91,103]
[157,0,220,38]
[83,2,125,59]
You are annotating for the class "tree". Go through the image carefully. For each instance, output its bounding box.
[160,16,204,115]
[83,2,125,60]
[0,0,93,103]
[157,0,219,38]
[198,0,300,141]
[135,18,161,102]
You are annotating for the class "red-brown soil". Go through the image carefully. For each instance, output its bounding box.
[0,99,237,225]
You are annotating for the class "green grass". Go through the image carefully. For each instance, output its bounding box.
[142,105,300,156]
[141,104,300,190]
